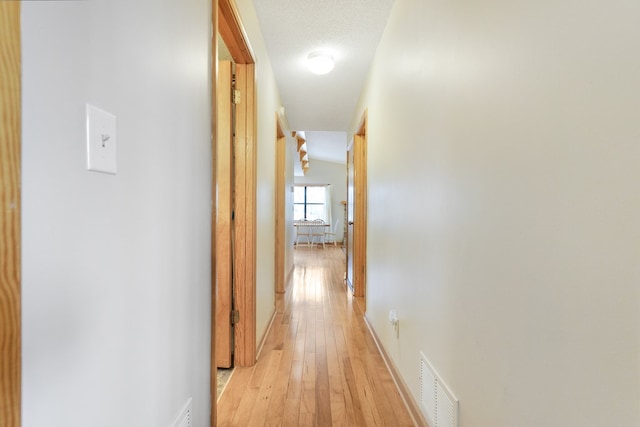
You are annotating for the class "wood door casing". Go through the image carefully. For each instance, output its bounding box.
[210,2,217,424]
[0,4,21,427]
[347,112,367,301]
[214,0,257,374]
[232,62,257,367]
[215,60,234,368]
[346,143,355,292]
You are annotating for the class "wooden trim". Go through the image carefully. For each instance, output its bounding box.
[353,112,367,299]
[233,63,257,367]
[275,117,286,294]
[210,1,218,424]
[363,316,430,427]
[215,60,234,369]
[0,4,21,427]
[216,0,257,370]
[218,0,253,64]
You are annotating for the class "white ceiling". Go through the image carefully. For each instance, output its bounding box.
[253,0,395,166]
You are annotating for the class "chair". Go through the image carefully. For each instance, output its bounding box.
[295,221,312,247]
[310,219,326,248]
[324,220,339,246]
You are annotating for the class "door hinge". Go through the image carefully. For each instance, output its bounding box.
[231,310,240,324]
[233,89,241,105]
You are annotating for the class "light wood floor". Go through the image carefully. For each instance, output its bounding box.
[217,246,415,426]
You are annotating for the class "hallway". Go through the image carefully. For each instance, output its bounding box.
[217,247,415,426]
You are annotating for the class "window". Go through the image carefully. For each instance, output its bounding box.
[294,185,327,221]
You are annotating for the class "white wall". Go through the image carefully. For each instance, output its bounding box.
[233,0,284,346]
[353,0,640,426]
[21,1,212,427]
[295,160,347,242]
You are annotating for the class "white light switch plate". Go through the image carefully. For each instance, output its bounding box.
[86,104,117,174]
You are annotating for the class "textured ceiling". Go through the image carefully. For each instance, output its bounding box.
[253,0,395,133]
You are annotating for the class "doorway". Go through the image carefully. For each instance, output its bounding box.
[346,111,367,306]
[214,0,257,368]
[215,58,234,369]
[211,0,257,424]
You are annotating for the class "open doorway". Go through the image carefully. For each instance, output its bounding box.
[346,111,367,308]
[211,0,257,424]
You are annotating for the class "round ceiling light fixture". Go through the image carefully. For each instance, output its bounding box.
[307,51,335,75]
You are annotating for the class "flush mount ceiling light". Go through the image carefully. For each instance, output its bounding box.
[307,51,335,75]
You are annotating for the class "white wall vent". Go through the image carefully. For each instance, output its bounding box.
[420,352,459,427]
[172,397,192,427]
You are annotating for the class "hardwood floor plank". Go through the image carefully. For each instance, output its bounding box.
[217,366,252,423]
[281,358,303,425]
[264,339,294,424]
[299,353,316,424]
[315,320,331,426]
[217,247,417,426]
[247,349,283,425]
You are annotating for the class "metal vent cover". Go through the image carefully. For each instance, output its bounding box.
[419,352,459,427]
[172,397,192,427]
[420,357,437,427]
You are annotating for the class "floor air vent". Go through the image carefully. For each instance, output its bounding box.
[420,353,458,427]
[172,397,192,427]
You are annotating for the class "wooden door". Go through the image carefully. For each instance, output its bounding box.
[215,60,233,368]
[346,143,355,292]
[347,114,367,300]
[230,62,257,367]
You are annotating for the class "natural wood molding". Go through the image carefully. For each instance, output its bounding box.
[218,0,253,64]
[233,63,257,367]
[210,2,218,424]
[0,3,21,427]
[215,0,257,374]
[363,316,430,427]
[353,111,367,298]
[215,60,234,369]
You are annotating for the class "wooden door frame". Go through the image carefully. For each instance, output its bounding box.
[0,3,22,427]
[231,60,256,367]
[210,3,218,425]
[274,117,286,294]
[215,0,257,367]
[352,112,368,300]
[215,60,234,369]
[211,0,257,422]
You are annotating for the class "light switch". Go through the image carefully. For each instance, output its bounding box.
[86,104,117,174]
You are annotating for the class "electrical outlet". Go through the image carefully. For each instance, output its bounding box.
[389,310,399,338]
